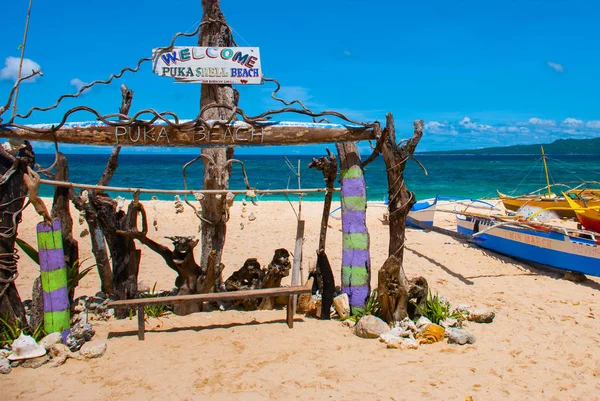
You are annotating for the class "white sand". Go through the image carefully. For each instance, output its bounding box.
[3,199,600,400]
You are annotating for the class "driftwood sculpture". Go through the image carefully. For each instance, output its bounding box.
[370,115,429,322]
[257,248,291,310]
[316,250,335,319]
[308,148,337,303]
[0,143,34,328]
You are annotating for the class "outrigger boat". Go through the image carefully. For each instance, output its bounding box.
[564,194,600,233]
[456,212,600,277]
[497,147,600,219]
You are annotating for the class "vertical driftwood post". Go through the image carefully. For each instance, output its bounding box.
[377,116,428,322]
[0,146,33,329]
[51,153,79,301]
[335,142,371,314]
[37,220,70,342]
[308,149,337,318]
[198,0,236,274]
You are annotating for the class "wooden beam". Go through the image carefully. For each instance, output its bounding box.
[108,277,314,308]
[1,121,376,147]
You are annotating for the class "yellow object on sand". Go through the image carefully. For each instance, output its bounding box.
[417,323,445,344]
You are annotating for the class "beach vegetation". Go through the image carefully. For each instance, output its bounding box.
[0,313,47,348]
[344,289,382,323]
[140,283,171,319]
[412,290,466,325]
[15,238,94,295]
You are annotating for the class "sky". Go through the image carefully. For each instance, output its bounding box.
[1,0,600,154]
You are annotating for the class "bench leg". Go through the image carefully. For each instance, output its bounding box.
[137,305,145,340]
[287,295,294,328]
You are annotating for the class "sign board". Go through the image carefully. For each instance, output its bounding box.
[152,47,262,84]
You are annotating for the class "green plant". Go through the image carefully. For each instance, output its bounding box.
[412,290,466,325]
[15,237,39,264]
[0,314,47,348]
[344,289,382,323]
[140,283,170,319]
[67,258,95,295]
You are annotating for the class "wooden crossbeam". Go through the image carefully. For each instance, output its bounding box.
[108,278,313,340]
[1,121,376,146]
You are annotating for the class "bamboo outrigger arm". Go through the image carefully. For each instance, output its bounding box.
[0,120,376,147]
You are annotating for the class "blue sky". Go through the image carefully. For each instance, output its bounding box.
[1,0,600,154]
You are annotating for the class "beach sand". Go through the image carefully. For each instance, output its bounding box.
[3,199,600,400]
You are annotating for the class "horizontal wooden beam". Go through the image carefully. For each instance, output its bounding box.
[0,121,376,147]
[108,278,314,308]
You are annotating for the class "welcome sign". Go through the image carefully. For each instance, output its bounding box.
[152,47,262,84]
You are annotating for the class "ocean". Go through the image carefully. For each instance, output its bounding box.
[35,153,600,202]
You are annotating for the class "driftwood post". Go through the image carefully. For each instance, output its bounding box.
[198,0,236,277]
[336,142,371,314]
[51,153,79,301]
[0,145,33,329]
[377,116,428,322]
[308,149,337,318]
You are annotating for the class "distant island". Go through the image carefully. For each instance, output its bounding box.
[422,137,600,155]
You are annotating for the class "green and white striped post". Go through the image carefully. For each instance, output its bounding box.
[37,220,70,342]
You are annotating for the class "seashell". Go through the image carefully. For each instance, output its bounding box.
[8,333,47,361]
[417,323,445,344]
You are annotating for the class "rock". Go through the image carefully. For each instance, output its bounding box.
[447,328,476,345]
[439,317,459,329]
[415,316,432,329]
[386,337,419,350]
[39,332,63,351]
[380,327,412,343]
[342,319,356,328]
[137,281,151,293]
[79,341,107,359]
[8,333,46,361]
[10,361,20,368]
[0,349,10,358]
[71,311,87,325]
[333,293,350,320]
[396,317,418,334]
[417,324,445,344]
[563,272,586,283]
[93,291,108,300]
[453,304,471,315]
[49,343,82,366]
[71,323,95,341]
[21,355,50,369]
[315,299,322,319]
[248,213,256,221]
[468,309,495,323]
[0,357,11,374]
[354,315,390,339]
[297,293,316,315]
[73,298,86,313]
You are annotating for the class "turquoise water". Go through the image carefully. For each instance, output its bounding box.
[35,153,600,202]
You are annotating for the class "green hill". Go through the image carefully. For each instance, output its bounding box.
[424,137,600,155]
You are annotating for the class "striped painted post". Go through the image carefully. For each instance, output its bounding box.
[37,220,70,342]
[340,166,371,314]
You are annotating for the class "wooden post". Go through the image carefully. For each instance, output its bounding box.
[0,148,31,330]
[290,219,305,319]
[198,0,235,276]
[137,305,145,341]
[336,142,371,315]
[37,220,70,342]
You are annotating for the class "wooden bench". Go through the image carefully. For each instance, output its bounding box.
[107,278,314,340]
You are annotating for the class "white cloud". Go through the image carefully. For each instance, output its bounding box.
[528,117,556,127]
[0,56,41,82]
[561,117,583,127]
[70,78,92,94]
[546,61,564,73]
[421,115,600,150]
[273,86,315,106]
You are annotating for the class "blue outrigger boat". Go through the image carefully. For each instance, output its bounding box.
[456,213,600,277]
